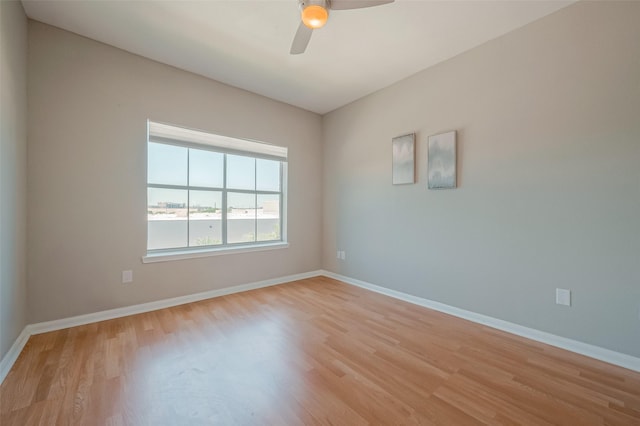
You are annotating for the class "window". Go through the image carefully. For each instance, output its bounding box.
[145,121,287,261]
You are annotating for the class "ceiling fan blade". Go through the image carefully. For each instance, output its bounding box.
[330,0,394,10]
[290,21,313,55]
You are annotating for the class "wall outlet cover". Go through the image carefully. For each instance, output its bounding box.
[556,288,571,306]
[122,270,133,284]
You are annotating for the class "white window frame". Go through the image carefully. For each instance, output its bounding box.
[142,121,288,263]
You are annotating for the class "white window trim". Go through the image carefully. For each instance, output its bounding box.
[148,121,287,160]
[145,120,288,261]
[142,241,289,263]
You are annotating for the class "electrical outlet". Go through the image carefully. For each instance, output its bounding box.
[122,270,133,284]
[556,288,571,306]
[341,251,346,260]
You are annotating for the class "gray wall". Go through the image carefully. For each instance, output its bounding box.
[322,1,640,357]
[12,1,640,360]
[0,1,28,360]
[27,22,323,323]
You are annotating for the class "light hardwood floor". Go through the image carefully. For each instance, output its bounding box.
[1,277,639,425]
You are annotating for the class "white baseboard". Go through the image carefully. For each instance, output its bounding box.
[0,270,323,384]
[29,270,324,335]
[321,270,640,373]
[0,326,31,384]
[2,268,638,386]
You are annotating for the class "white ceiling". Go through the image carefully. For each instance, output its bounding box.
[21,0,574,114]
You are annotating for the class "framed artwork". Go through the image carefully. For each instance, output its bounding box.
[392,133,415,185]
[428,131,456,189]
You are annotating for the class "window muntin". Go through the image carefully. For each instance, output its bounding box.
[146,122,286,254]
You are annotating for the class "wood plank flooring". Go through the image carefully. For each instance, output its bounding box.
[1,277,639,425]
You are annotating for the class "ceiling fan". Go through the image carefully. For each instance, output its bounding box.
[290,0,395,54]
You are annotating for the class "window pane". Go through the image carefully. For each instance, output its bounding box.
[189,190,222,246]
[147,188,187,249]
[226,154,255,190]
[257,194,280,241]
[148,142,187,186]
[189,148,223,188]
[227,192,256,244]
[256,159,280,191]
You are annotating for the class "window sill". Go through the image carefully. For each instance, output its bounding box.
[142,241,289,263]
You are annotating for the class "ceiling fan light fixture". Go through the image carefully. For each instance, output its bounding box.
[301,4,328,29]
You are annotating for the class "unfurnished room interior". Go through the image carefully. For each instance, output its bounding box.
[1,0,639,424]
